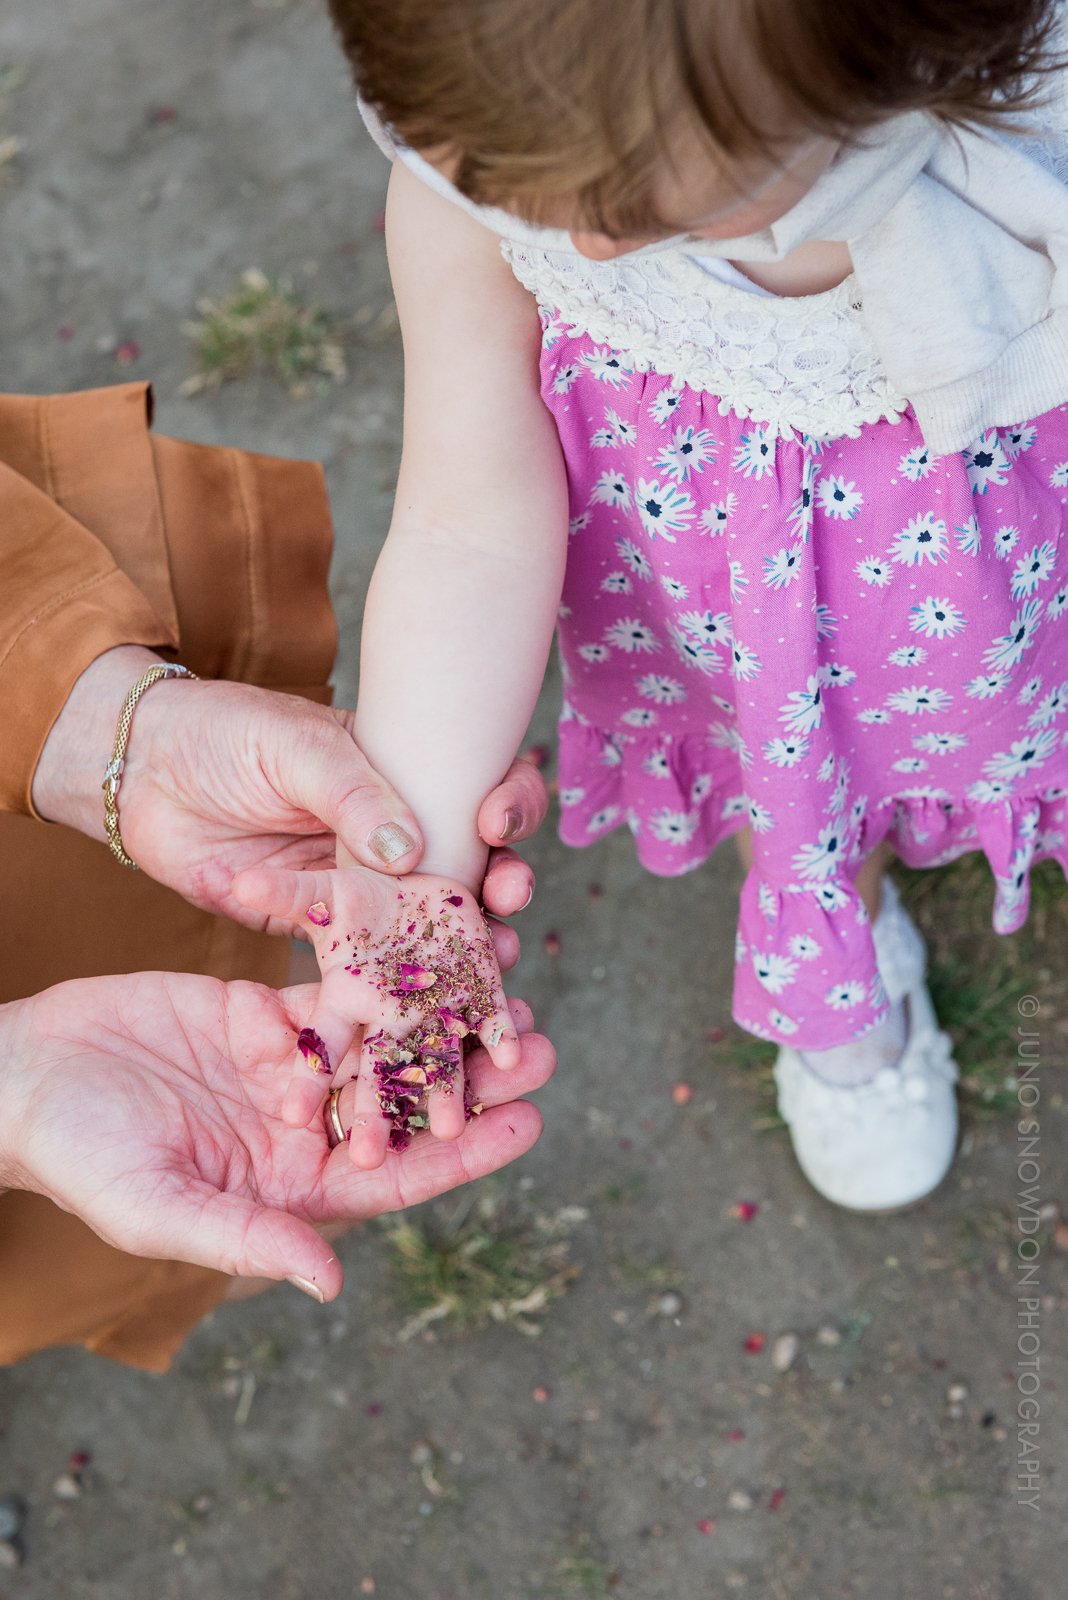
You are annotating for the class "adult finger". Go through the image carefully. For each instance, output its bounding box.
[487,914,521,972]
[476,757,548,849]
[321,1099,545,1218]
[482,849,536,921]
[282,712,425,874]
[126,1176,343,1298]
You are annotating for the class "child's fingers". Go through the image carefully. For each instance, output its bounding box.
[474,973,522,1070]
[485,914,521,973]
[282,1004,364,1128]
[346,1039,393,1170]
[232,865,354,939]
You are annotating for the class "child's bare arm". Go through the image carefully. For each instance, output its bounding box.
[353,159,569,892]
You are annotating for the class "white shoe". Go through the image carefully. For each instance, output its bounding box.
[772,880,960,1213]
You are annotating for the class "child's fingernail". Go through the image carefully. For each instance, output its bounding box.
[520,884,534,911]
[368,821,417,863]
[499,807,523,841]
[287,1275,325,1303]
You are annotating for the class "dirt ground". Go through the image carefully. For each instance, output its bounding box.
[0,3,1064,1596]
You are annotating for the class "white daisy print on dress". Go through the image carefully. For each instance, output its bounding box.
[1050,462,1068,488]
[909,596,966,639]
[954,516,982,555]
[730,641,762,681]
[769,1010,800,1036]
[968,778,1012,803]
[856,555,892,588]
[913,731,968,757]
[889,644,928,667]
[789,457,818,542]
[551,363,581,395]
[792,822,851,880]
[815,475,864,520]
[1027,682,1068,728]
[899,444,935,481]
[649,389,682,426]
[648,807,699,845]
[752,950,799,994]
[653,425,716,482]
[605,617,658,654]
[660,575,688,601]
[964,431,1011,495]
[762,544,805,590]
[890,512,949,567]
[578,643,611,664]
[814,602,838,640]
[826,982,866,1011]
[641,749,672,780]
[885,684,952,715]
[615,536,654,580]
[892,756,928,773]
[983,729,1059,783]
[729,559,749,602]
[965,672,1008,699]
[1000,423,1037,458]
[601,572,632,595]
[581,346,631,388]
[669,625,721,678]
[700,493,737,535]
[637,673,687,706]
[622,706,657,728]
[690,774,713,804]
[591,469,632,511]
[982,600,1042,672]
[819,662,856,688]
[604,408,637,446]
[813,881,850,912]
[763,736,809,768]
[1018,676,1043,705]
[709,721,753,767]
[747,799,774,833]
[635,478,694,543]
[586,806,622,833]
[1046,585,1068,621]
[558,787,586,807]
[789,934,821,961]
[779,676,825,735]
[678,608,732,649]
[1010,542,1057,600]
[992,525,1020,560]
[858,707,891,724]
[732,426,776,479]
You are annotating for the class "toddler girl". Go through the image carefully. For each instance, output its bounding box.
[240,0,1068,1211]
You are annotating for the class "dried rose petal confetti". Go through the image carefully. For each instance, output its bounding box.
[730,1201,759,1222]
[544,931,561,956]
[672,1083,693,1105]
[395,963,438,991]
[532,1386,551,1403]
[57,323,75,341]
[297,1027,332,1076]
[697,1518,716,1536]
[767,1488,787,1512]
[523,743,551,769]
[727,1429,745,1442]
[307,900,331,927]
[705,1026,726,1044]
[114,339,141,365]
[444,894,464,906]
[68,1451,91,1472]
[743,1332,765,1354]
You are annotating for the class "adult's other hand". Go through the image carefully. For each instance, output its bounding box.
[0,972,555,1301]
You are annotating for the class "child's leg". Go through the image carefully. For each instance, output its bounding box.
[732,827,892,918]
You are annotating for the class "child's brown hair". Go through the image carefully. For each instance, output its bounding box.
[328,0,1064,235]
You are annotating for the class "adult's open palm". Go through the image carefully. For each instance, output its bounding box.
[3,972,553,1300]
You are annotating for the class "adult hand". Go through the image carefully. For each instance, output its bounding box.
[31,647,547,940]
[0,972,555,1300]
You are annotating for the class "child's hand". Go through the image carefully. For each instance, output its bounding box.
[233,863,521,1169]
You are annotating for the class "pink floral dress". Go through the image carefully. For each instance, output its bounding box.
[502,242,1068,1049]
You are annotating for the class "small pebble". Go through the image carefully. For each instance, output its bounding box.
[727,1489,753,1511]
[410,1442,433,1467]
[52,1473,82,1501]
[946,1382,969,1404]
[771,1332,801,1372]
[0,1497,24,1542]
[816,1324,841,1346]
[0,1540,23,1571]
[657,1291,684,1319]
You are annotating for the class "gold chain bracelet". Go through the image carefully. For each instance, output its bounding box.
[102,663,199,869]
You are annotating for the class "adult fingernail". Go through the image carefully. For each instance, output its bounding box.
[499,807,523,841]
[287,1275,325,1302]
[368,821,417,863]
[520,883,534,911]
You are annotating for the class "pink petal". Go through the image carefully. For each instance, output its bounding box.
[396,963,438,990]
[306,900,331,927]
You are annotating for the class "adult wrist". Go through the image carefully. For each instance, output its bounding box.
[31,645,164,839]
[0,998,35,1193]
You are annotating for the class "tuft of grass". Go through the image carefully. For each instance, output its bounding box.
[383,1186,582,1339]
[546,1537,617,1598]
[182,268,347,396]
